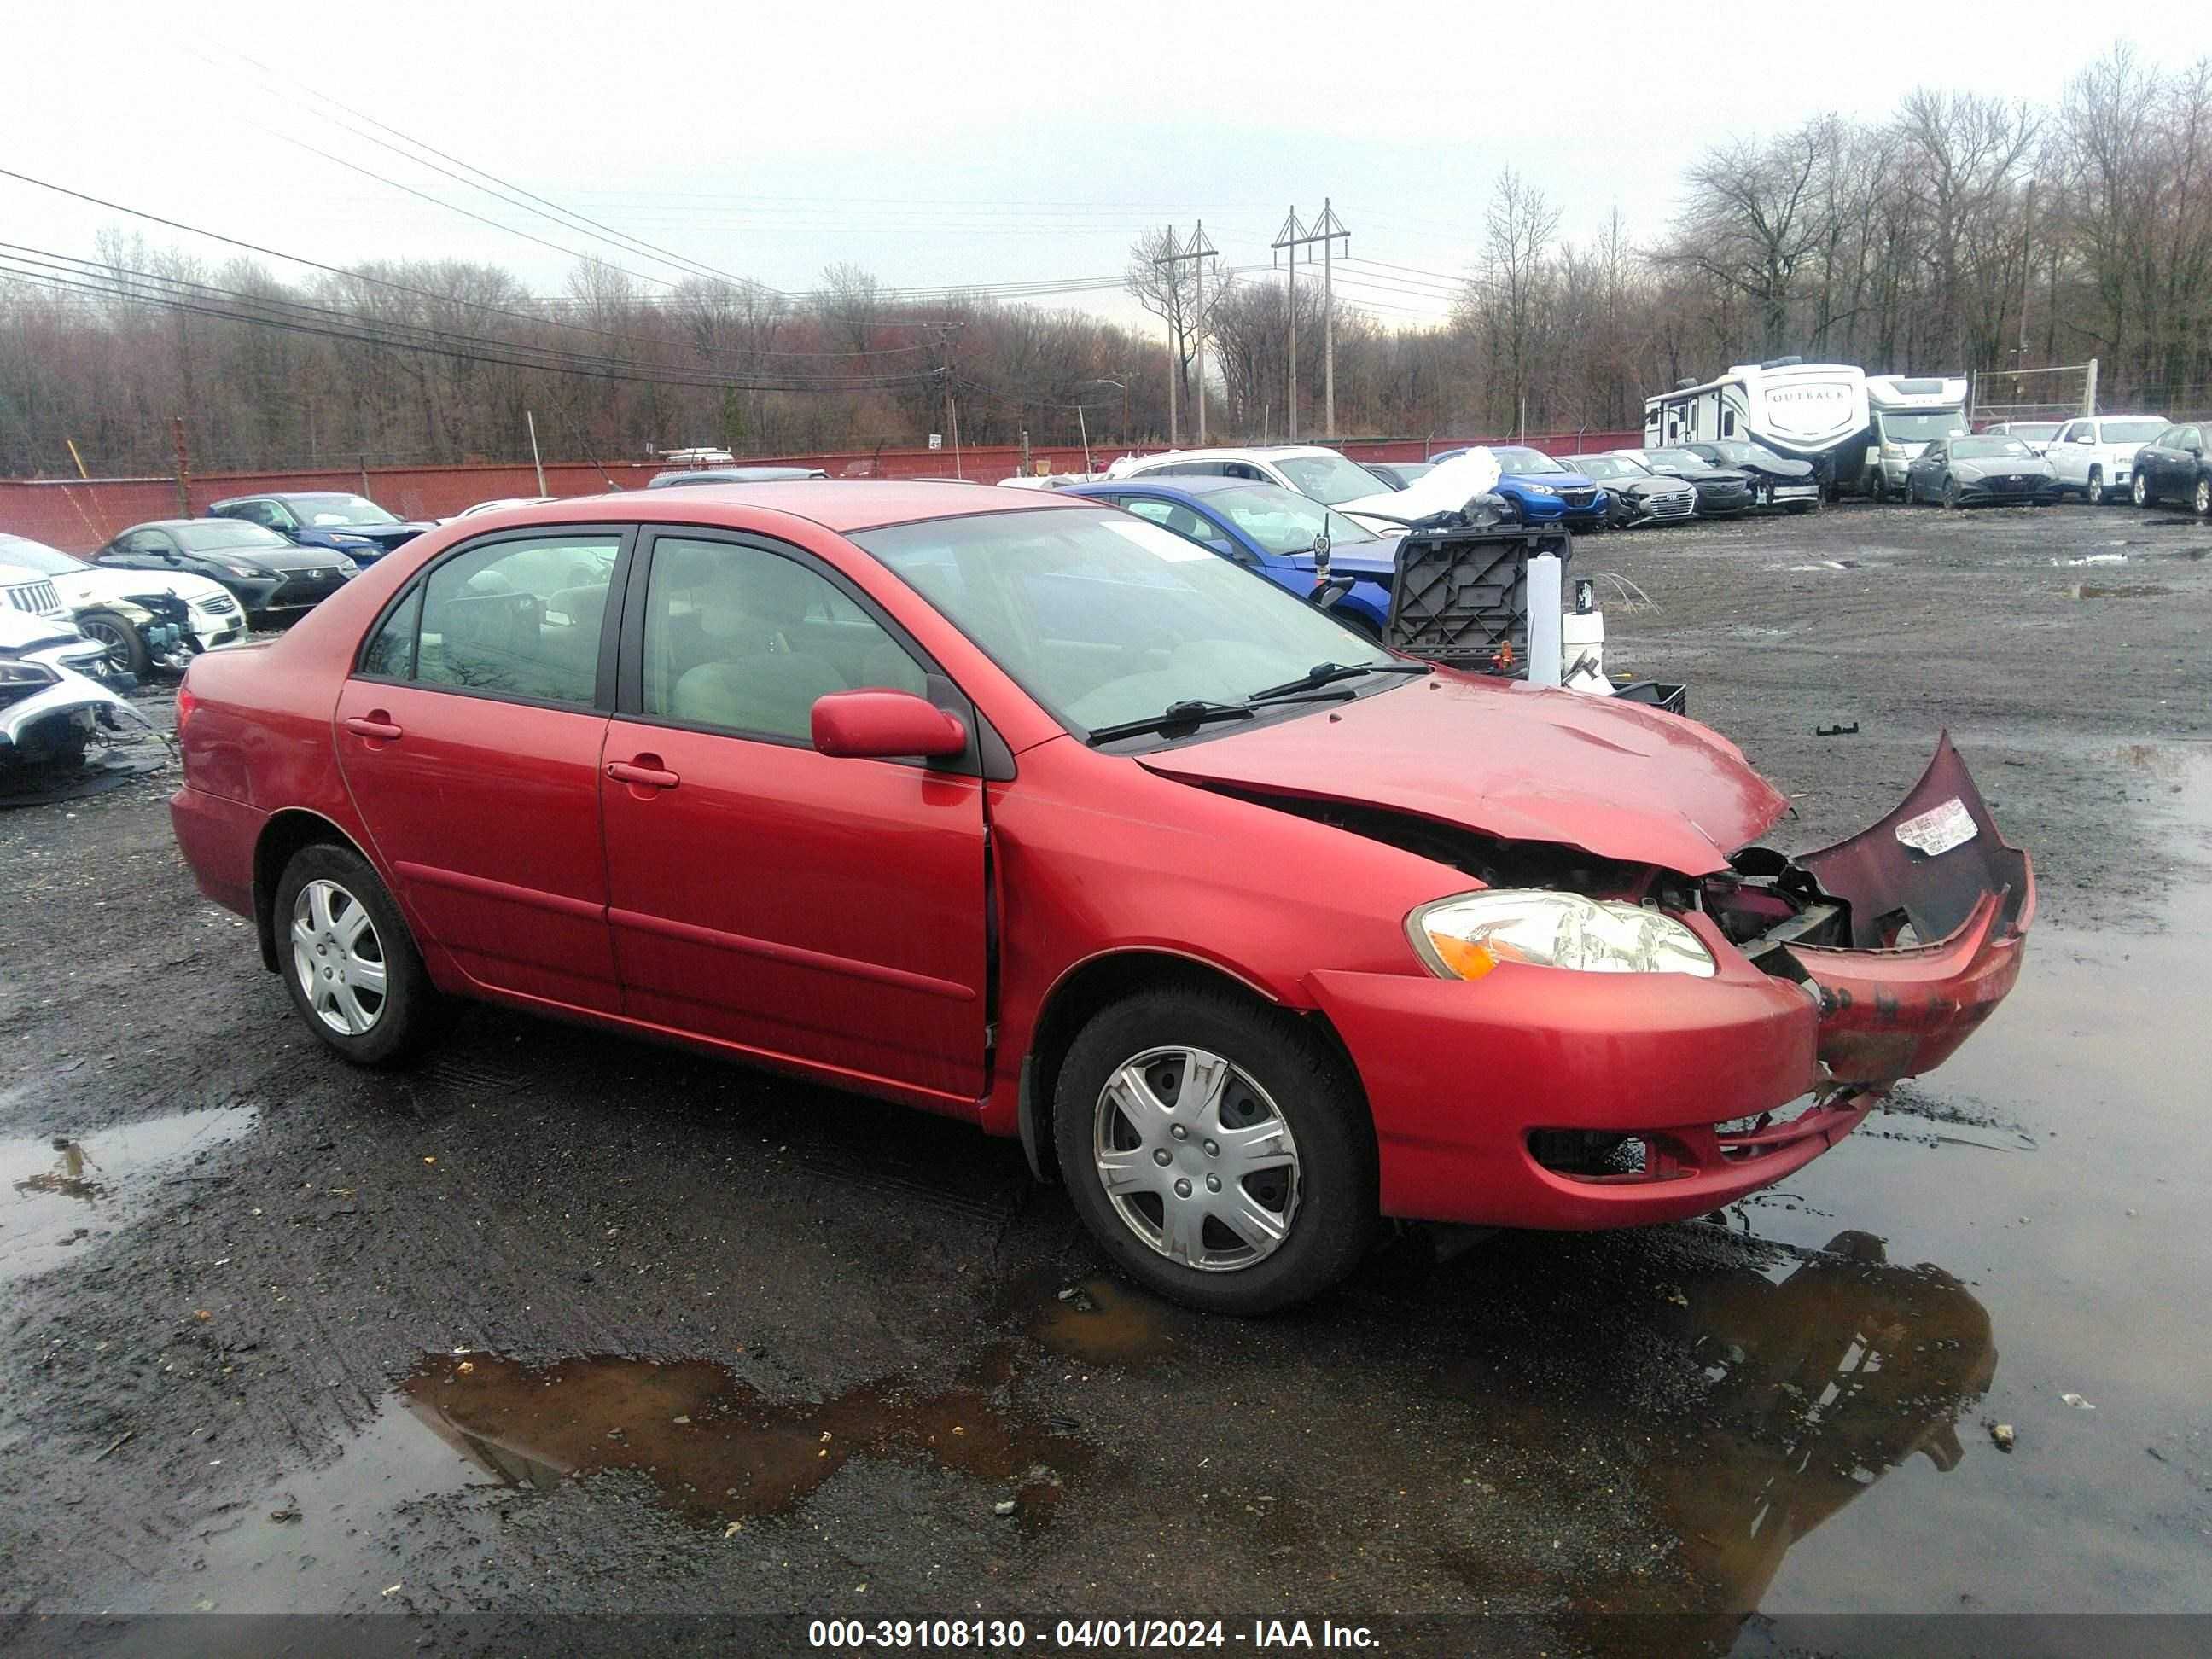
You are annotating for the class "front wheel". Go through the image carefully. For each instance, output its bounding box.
[2133,472,2151,508]
[1941,477,1961,509]
[1052,987,1377,1314]
[273,842,448,1067]
[2196,475,2211,519]
[2085,468,2104,504]
[77,611,148,680]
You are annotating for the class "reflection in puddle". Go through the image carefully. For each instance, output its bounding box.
[1027,1273,1179,1365]
[400,1345,1091,1531]
[0,1106,257,1284]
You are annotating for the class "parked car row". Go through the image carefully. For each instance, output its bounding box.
[1888,419,2210,515]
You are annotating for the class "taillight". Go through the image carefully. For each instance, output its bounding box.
[174,675,198,745]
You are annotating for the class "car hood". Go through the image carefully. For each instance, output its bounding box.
[1138,671,1790,876]
[1655,465,1752,487]
[1500,468,1599,492]
[49,564,233,608]
[323,522,431,550]
[1722,455,1813,480]
[1622,477,1693,498]
[1955,457,2052,477]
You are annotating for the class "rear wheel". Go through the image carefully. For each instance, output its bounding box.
[2085,467,2104,504]
[2196,475,2211,519]
[1052,987,1377,1314]
[77,611,148,679]
[273,843,447,1067]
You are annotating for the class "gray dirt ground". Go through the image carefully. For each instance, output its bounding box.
[0,498,2207,1657]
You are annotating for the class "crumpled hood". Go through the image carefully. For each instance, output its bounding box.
[1138,671,1790,876]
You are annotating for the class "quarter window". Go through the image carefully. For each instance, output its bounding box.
[640,538,926,744]
[361,587,421,679]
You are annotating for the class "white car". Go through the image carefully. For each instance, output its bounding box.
[438,496,557,524]
[2044,415,2171,504]
[1,532,247,677]
[1103,445,1409,534]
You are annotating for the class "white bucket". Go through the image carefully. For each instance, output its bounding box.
[1562,608,1610,695]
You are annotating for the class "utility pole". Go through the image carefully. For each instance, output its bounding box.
[1151,224,1217,447]
[1272,203,1350,442]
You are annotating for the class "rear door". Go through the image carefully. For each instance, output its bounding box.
[599,528,989,1103]
[335,525,631,1012]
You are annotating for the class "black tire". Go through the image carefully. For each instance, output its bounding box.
[1051,987,1377,1315]
[272,842,448,1068]
[2133,472,2151,508]
[2085,467,2104,504]
[1941,477,1961,509]
[2195,475,2211,519]
[77,610,148,680]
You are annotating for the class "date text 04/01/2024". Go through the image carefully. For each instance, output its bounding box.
[807,1619,1379,1650]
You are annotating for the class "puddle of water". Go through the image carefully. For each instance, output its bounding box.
[0,1106,257,1284]
[1718,742,2212,1615]
[1023,1272,1179,1365]
[399,1344,1091,1533]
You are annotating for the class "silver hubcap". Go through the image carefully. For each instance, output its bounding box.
[2197,480,2209,514]
[1091,1045,1300,1272]
[289,879,387,1036]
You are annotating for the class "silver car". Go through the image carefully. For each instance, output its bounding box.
[1904,435,2060,508]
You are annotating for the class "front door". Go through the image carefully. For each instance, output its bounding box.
[600,531,990,1104]
[335,526,630,1012]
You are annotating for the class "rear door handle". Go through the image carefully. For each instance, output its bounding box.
[607,758,680,790]
[341,714,402,742]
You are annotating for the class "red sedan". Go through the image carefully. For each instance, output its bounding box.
[168,485,2032,1313]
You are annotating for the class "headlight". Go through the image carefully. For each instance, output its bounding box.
[1408,891,1718,980]
[330,534,374,547]
[336,558,359,577]
[218,561,264,579]
[0,660,61,687]
[1523,483,1558,496]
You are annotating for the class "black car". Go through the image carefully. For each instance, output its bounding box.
[1903,436,2059,507]
[207,492,432,563]
[1359,460,1436,490]
[1681,441,1821,513]
[1616,448,1757,516]
[91,520,356,621]
[2130,423,2211,515]
[1566,454,1698,527]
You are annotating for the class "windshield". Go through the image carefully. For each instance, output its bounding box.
[0,536,82,575]
[1998,422,2059,440]
[2097,419,2166,444]
[175,522,292,551]
[1879,411,1967,441]
[1491,447,1565,475]
[1274,451,1397,506]
[295,495,401,527]
[1385,462,1434,484]
[1954,437,2035,459]
[853,508,1400,739]
[1206,486,1379,556]
[1642,449,1706,471]
[1569,457,1639,480]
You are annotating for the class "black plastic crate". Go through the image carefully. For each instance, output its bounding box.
[1382,526,1572,674]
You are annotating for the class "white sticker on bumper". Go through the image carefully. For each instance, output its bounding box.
[1895,796,1978,857]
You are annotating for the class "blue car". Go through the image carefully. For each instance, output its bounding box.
[207,492,434,564]
[1428,445,1608,529]
[1064,476,1400,639]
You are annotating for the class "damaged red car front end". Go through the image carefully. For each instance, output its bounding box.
[1301,733,2031,1231]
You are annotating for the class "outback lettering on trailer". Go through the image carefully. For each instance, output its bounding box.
[1769,387,1851,403]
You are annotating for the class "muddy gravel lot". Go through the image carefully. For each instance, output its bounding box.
[1,499,2208,1656]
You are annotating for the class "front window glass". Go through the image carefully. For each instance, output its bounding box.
[641,538,926,742]
[854,508,1397,738]
[1273,451,1394,505]
[1953,437,2034,459]
[413,533,619,705]
[1491,448,1565,474]
[0,537,80,575]
[1571,457,1629,480]
[1644,449,1704,470]
[1880,412,1968,441]
[295,495,401,527]
[1204,486,1378,556]
[173,522,292,551]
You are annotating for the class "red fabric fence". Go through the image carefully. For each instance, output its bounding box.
[0,432,1644,554]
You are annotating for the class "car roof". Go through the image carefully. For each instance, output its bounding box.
[1077,474,1271,499]
[1131,445,1348,464]
[471,480,1094,537]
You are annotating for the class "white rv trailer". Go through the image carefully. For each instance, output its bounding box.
[1861,375,1970,500]
[1644,358,1873,492]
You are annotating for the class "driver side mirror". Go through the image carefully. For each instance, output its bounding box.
[812,690,968,760]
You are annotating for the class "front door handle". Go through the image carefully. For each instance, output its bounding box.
[607,757,680,790]
[342,713,402,742]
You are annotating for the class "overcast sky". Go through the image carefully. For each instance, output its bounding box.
[1,2,2179,335]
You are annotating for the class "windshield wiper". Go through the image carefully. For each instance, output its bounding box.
[1243,659,1431,705]
[1085,700,1256,746]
